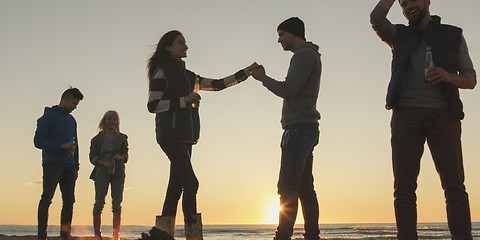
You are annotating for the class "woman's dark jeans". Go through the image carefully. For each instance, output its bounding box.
[159,140,199,217]
[93,173,125,214]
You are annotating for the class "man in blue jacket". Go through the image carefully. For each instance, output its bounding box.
[34,87,84,240]
[251,17,322,240]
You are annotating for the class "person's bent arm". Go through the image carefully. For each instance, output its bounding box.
[262,49,317,99]
[377,0,395,9]
[34,116,62,151]
[426,36,477,89]
[147,68,191,113]
[120,135,129,163]
[456,35,477,89]
[370,0,397,47]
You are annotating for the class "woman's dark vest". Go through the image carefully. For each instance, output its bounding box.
[155,59,200,144]
[386,16,464,119]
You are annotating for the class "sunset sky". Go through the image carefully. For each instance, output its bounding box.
[0,0,479,226]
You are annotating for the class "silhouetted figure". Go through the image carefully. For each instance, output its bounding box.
[145,30,256,240]
[34,87,84,240]
[370,0,476,239]
[251,17,322,240]
[89,110,129,240]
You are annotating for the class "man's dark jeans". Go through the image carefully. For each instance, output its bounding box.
[391,107,472,240]
[275,123,320,240]
[159,140,199,217]
[38,161,78,239]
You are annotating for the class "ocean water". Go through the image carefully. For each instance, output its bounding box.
[1,223,479,239]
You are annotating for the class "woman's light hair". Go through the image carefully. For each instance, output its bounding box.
[98,110,120,133]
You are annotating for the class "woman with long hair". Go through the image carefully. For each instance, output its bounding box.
[89,110,129,240]
[146,30,255,239]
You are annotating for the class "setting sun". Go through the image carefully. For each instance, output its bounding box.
[264,198,282,224]
[262,197,306,225]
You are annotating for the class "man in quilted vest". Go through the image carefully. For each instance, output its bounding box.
[370,0,476,239]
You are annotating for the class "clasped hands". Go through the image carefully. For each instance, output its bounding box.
[248,62,266,82]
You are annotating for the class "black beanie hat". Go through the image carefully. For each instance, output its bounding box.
[277,17,305,40]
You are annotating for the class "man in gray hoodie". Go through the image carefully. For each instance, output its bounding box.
[251,17,322,240]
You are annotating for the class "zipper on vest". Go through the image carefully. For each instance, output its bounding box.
[172,111,176,129]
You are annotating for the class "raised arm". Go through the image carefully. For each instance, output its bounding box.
[370,0,397,47]
[377,0,395,9]
[198,65,252,91]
